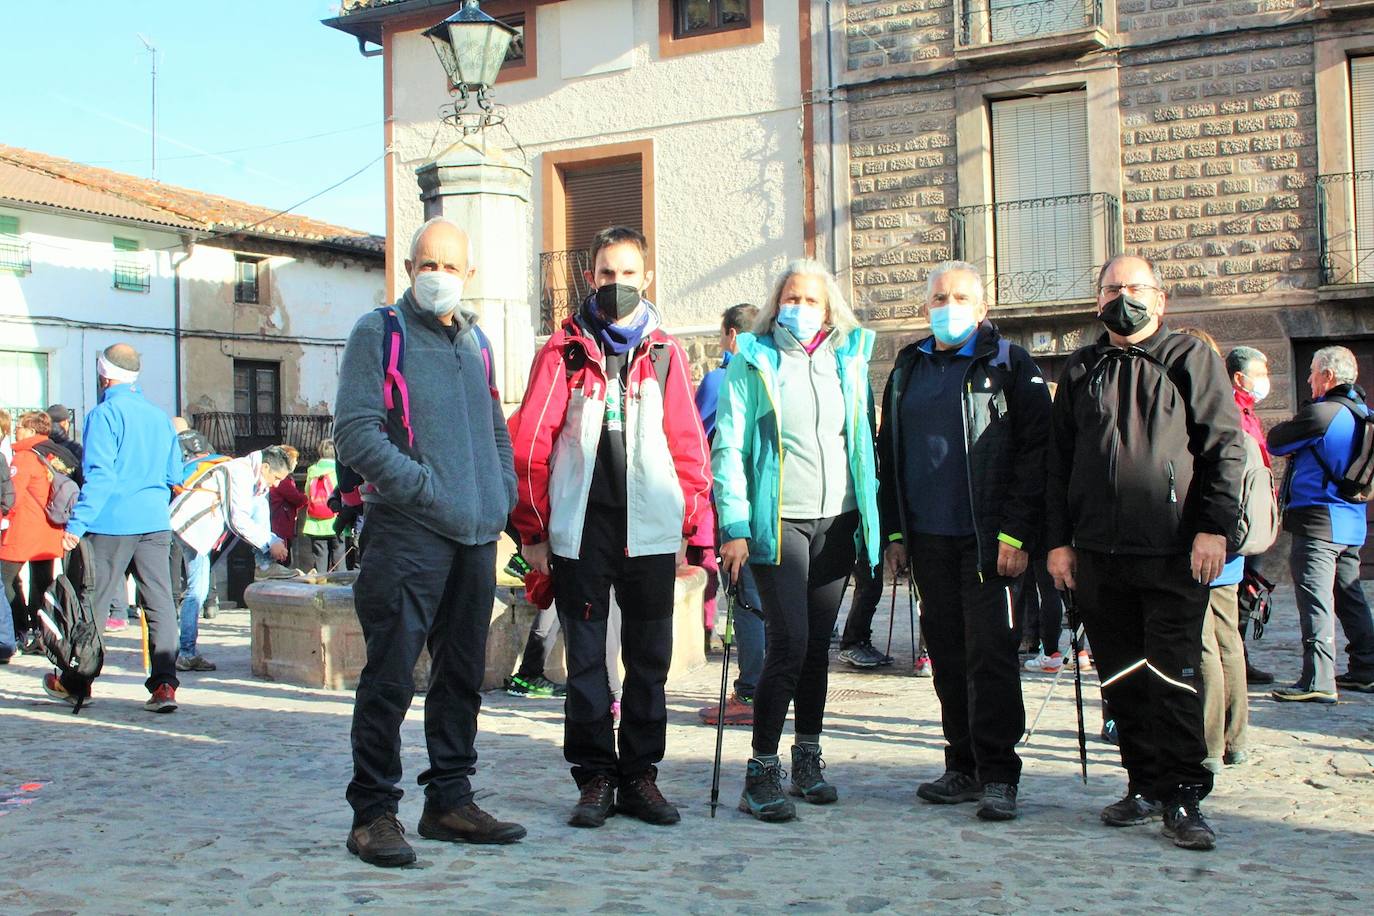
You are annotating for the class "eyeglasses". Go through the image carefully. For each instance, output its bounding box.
[1098,283,1162,296]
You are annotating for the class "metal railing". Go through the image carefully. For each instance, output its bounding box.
[950,192,1120,306]
[539,248,591,335]
[959,0,1100,46]
[1316,170,1374,285]
[113,260,150,293]
[0,236,32,274]
[190,411,334,465]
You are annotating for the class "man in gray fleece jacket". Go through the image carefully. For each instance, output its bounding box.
[334,217,524,867]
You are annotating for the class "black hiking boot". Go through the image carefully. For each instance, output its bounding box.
[616,767,680,825]
[568,775,616,828]
[739,757,795,822]
[789,744,838,804]
[1101,792,1164,827]
[1162,788,1216,851]
[916,770,980,805]
[976,782,1018,821]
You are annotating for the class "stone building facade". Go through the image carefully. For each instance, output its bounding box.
[838,0,1374,423]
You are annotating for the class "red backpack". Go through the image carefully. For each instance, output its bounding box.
[306,472,335,519]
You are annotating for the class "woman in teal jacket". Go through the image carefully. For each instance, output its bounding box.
[713,258,880,823]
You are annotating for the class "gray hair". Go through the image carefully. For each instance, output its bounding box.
[261,445,298,477]
[754,259,861,336]
[1097,254,1165,292]
[408,216,476,266]
[925,260,985,305]
[1312,346,1359,385]
[1225,346,1268,378]
[318,438,336,460]
[103,343,141,372]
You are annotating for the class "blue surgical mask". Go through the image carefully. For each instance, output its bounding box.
[777,304,824,343]
[929,304,978,346]
[413,271,464,318]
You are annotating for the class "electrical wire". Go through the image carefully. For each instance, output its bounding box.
[77,121,384,166]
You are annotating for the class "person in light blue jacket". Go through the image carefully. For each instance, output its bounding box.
[59,344,183,713]
[713,259,880,823]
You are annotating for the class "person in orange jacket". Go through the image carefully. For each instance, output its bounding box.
[1,411,67,653]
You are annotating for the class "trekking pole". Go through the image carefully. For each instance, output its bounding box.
[1064,589,1089,785]
[883,579,897,658]
[904,574,919,668]
[1023,621,1082,744]
[709,577,737,818]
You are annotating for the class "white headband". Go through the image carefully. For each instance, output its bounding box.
[97,354,139,383]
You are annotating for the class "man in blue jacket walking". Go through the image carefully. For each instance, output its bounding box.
[60,344,183,712]
[1267,345,1374,702]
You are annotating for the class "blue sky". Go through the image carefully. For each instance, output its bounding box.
[2,1,386,234]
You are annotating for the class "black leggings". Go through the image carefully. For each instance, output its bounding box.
[2,559,54,634]
[750,512,859,757]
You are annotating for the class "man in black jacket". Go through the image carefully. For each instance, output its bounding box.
[1047,254,1245,851]
[879,261,1051,821]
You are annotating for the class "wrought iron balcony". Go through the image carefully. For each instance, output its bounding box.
[958,0,1102,47]
[950,192,1121,307]
[1316,171,1374,286]
[113,260,150,292]
[539,248,591,336]
[190,411,334,465]
[0,235,32,274]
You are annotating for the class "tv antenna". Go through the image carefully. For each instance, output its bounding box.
[136,34,158,181]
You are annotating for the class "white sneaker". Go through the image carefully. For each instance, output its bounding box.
[1024,652,1064,673]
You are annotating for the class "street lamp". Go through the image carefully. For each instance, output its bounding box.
[424,0,517,132]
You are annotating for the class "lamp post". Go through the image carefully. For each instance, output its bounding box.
[424,0,517,133]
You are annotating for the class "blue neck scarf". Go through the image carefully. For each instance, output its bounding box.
[580,296,652,355]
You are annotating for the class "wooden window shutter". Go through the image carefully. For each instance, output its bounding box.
[563,160,643,256]
[1350,57,1374,276]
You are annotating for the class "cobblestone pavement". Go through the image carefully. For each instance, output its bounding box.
[1,584,1371,914]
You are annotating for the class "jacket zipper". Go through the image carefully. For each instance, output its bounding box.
[961,372,984,582]
[1167,460,1178,503]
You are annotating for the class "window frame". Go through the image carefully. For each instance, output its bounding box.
[481,0,537,83]
[232,358,283,450]
[658,0,763,59]
[112,236,150,293]
[0,214,31,276]
[234,254,262,304]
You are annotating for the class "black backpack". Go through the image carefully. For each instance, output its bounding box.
[38,540,103,713]
[1307,393,1374,503]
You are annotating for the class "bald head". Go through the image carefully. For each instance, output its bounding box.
[104,344,141,373]
[405,218,474,277]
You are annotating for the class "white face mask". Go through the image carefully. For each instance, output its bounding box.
[1250,376,1270,403]
[413,271,464,318]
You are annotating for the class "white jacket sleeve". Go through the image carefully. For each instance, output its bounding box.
[224,461,276,551]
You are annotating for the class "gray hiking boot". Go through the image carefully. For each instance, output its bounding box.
[789,744,838,805]
[976,782,1018,821]
[739,757,796,822]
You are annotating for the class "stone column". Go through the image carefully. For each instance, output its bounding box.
[416,138,534,403]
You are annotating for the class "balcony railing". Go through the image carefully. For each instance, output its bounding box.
[190,411,333,466]
[959,0,1101,46]
[1316,170,1374,286]
[1,236,32,274]
[539,248,591,336]
[950,192,1120,307]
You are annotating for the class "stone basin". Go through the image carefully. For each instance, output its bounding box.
[245,565,707,692]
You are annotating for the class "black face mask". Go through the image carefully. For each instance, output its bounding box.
[595,283,642,322]
[1098,292,1153,337]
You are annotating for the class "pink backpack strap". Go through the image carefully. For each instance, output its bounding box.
[378,307,415,449]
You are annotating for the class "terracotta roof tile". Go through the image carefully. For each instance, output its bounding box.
[0,144,383,256]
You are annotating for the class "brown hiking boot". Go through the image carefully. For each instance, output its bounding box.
[568,774,616,828]
[616,767,680,825]
[418,801,526,845]
[346,812,416,867]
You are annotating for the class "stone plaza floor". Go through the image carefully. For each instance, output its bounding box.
[1,584,1371,914]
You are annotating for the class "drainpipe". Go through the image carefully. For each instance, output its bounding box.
[172,242,192,416]
[824,0,840,273]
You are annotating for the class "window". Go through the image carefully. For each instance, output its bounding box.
[233,359,281,453]
[502,14,526,67]
[0,214,30,275]
[235,255,261,303]
[673,0,750,38]
[113,237,150,293]
[483,0,536,82]
[989,91,1098,303]
[0,350,48,412]
[658,0,762,58]
[1350,57,1374,281]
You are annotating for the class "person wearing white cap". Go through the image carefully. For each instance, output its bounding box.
[57,343,183,713]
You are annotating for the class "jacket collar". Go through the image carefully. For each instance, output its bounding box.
[903,320,1001,369]
[13,435,48,454]
[398,290,479,337]
[1093,321,1171,355]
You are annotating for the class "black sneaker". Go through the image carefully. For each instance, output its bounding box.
[838,641,889,669]
[568,775,616,828]
[739,757,795,822]
[916,770,980,805]
[505,674,566,698]
[1162,789,1216,851]
[616,767,680,825]
[347,812,416,867]
[1245,664,1274,686]
[1100,792,1163,827]
[503,553,532,582]
[1335,671,1374,693]
[789,744,838,804]
[976,782,1018,821]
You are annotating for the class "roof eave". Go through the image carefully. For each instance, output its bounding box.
[0,196,205,237]
[322,0,457,49]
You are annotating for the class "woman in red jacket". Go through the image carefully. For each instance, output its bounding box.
[268,445,305,562]
[1,411,65,651]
